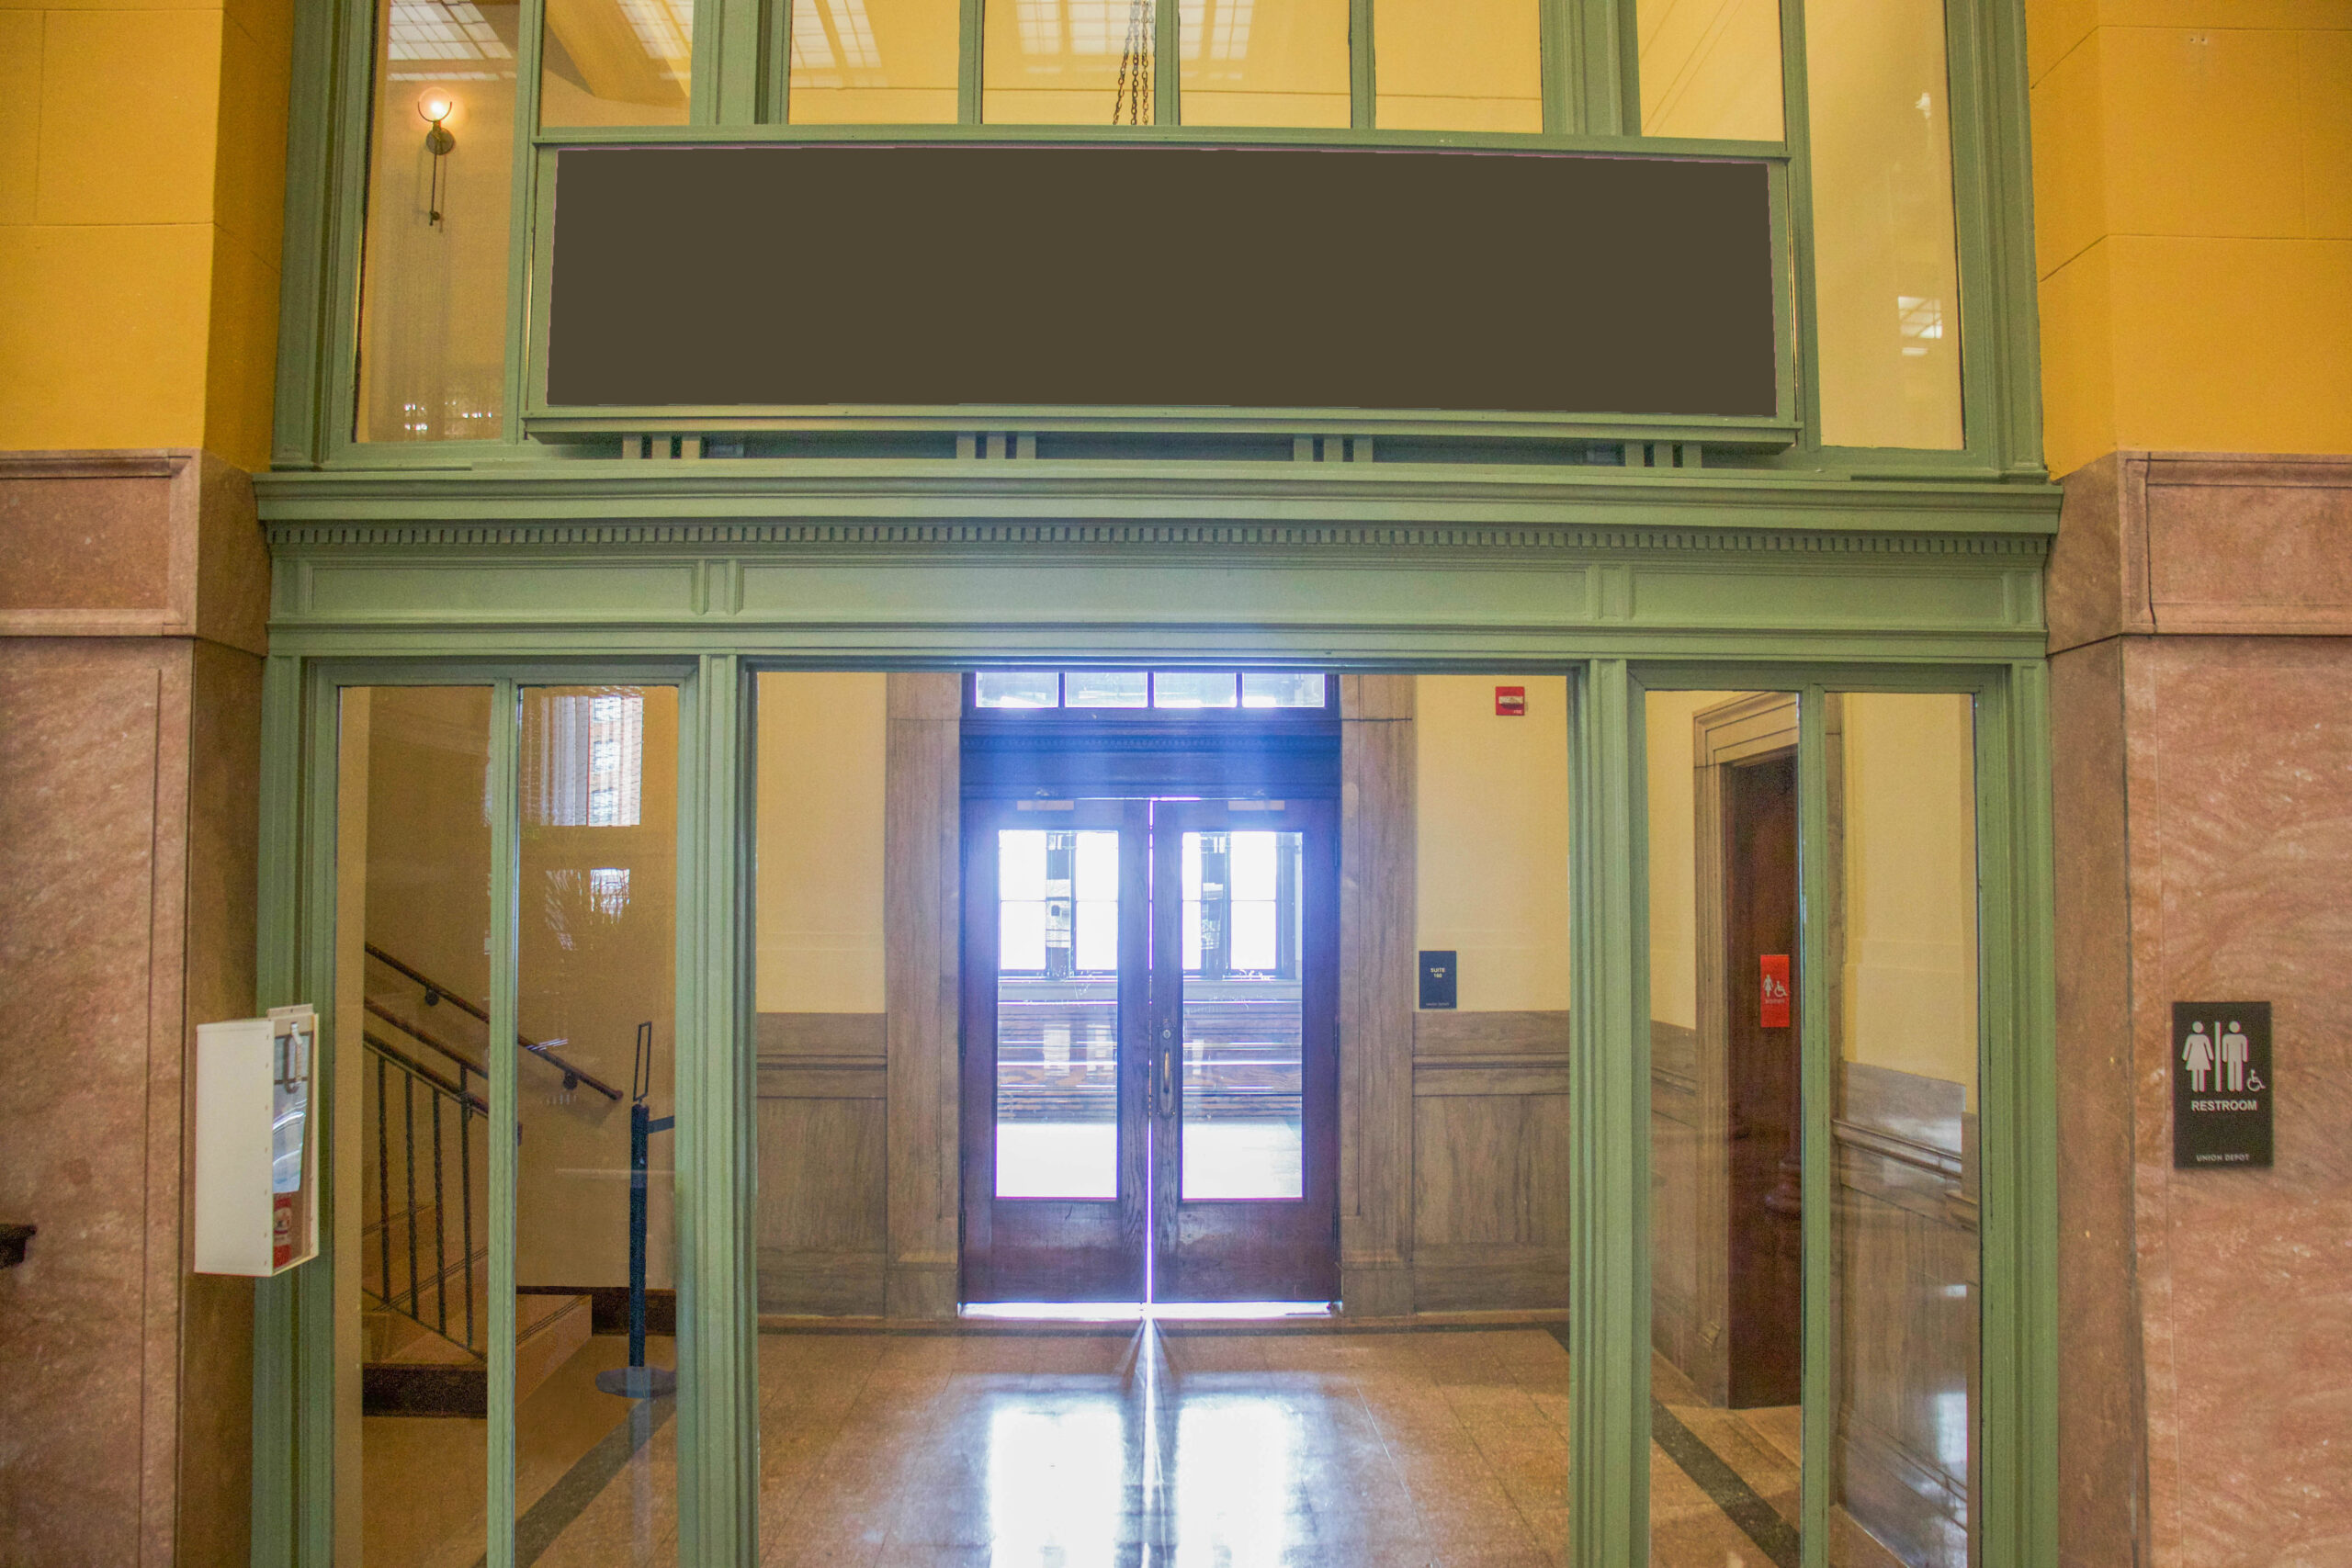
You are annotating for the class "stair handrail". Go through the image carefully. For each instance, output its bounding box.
[360,1029,490,1115]
[363,943,625,1101]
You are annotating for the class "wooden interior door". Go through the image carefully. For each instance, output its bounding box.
[1148,798,1340,1303]
[958,798,1148,1302]
[1724,748,1803,1407]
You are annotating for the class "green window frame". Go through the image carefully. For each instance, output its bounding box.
[273,0,2041,477]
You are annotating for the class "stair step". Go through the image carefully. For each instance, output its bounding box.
[362,1292,596,1417]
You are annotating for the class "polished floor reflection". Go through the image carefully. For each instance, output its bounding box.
[757,1325,1572,1567]
[392,1322,1815,1565]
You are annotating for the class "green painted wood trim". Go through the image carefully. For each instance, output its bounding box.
[502,0,549,454]
[269,0,351,468]
[488,678,521,1568]
[708,0,763,124]
[1977,660,2061,1566]
[1573,0,1633,135]
[248,654,308,1568]
[1797,682,1833,1567]
[1571,659,1647,1568]
[676,656,758,1562]
[959,0,985,124]
[1155,0,1180,124]
[1967,0,2047,479]
[1538,0,1574,133]
[1349,0,1372,128]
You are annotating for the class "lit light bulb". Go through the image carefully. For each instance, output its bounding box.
[418,90,456,126]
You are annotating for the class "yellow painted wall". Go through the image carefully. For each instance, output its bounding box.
[2029,3,2352,476]
[754,672,888,1014]
[0,0,289,466]
[1644,690,1720,1032]
[1414,674,1572,1013]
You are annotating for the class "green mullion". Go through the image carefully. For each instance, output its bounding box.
[486,677,522,1568]
[676,655,759,1564]
[1349,0,1372,128]
[1774,0,1823,461]
[500,0,549,450]
[704,0,761,122]
[1569,659,1646,1568]
[1576,0,1634,136]
[1795,682,1833,1568]
[767,0,793,123]
[1155,0,1180,124]
[959,0,985,124]
[320,0,380,463]
[1949,0,2044,478]
[1976,664,2060,1567]
[248,654,314,1568]
[1537,0,1573,133]
[270,0,350,467]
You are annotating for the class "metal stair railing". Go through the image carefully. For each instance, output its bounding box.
[362,1030,488,1353]
[364,944,624,1101]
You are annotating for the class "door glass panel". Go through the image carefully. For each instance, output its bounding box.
[335,687,492,1566]
[1830,692,1978,1565]
[1179,829,1303,1201]
[1646,690,1807,1567]
[1177,0,1350,128]
[996,828,1123,1199]
[540,0,695,125]
[514,685,680,1563]
[788,0,960,123]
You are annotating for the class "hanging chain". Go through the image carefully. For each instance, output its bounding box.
[1112,0,1153,125]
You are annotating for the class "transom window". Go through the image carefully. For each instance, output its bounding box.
[971,671,1329,711]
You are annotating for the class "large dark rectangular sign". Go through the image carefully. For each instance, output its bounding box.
[2173,1001,2272,1168]
[543,144,1778,417]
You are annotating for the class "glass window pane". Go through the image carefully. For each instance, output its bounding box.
[1180,829,1303,1199]
[1638,0,1782,140]
[996,828,1121,1198]
[1152,671,1239,708]
[540,0,694,125]
[1241,672,1327,708]
[1065,670,1150,707]
[1832,692,1978,1563]
[976,671,1062,708]
[337,687,492,1565]
[517,684,680,1563]
[788,0,960,122]
[356,1,518,440]
[985,0,1157,124]
[1646,690,1808,1565]
[1806,0,1964,447]
[1374,0,1541,132]
[1178,0,1349,128]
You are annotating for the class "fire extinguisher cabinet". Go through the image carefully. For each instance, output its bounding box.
[195,1005,320,1276]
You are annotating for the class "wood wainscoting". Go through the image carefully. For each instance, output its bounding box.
[754,1012,888,1314]
[1833,1061,1980,1568]
[1409,1010,1572,1311]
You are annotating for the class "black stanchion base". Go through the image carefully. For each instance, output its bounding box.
[595,1365,678,1399]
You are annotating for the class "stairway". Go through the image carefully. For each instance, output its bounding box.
[361,1203,593,1417]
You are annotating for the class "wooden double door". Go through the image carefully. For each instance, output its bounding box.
[958,795,1339,1303]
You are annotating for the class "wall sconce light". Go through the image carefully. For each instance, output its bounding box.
[419,90,457,226]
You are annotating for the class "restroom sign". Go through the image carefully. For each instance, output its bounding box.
[2172,1001,2271,1168]
[1758,953,1791,1028]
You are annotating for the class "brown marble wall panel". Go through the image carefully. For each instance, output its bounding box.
[0,451,268,1567]
[0,640,172,1568]
[0,452,266,653]
[2048,633,2150,1568]
[2126,635,2352,1568]
[2048,452,2352,653]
